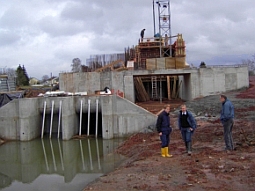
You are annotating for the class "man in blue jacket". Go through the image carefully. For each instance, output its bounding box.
[220,94,235,152]
[178,104,197,155]
[156,104,172,157]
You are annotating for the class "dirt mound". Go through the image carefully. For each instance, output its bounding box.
[84,76,255,191]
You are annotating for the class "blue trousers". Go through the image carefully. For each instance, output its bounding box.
[160,127,172,148]
[181,127,193,143]
[222,119,234,150]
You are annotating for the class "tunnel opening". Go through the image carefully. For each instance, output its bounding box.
[41,113,62,139]
[78,112,103,137]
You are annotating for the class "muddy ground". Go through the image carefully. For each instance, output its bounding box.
[84,76,255,191]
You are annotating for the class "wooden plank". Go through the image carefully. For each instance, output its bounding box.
[95,60,124,72]
[175,80,183,99]
[172,76,177,98]
[167,76,171,100]
[134,77,150,102]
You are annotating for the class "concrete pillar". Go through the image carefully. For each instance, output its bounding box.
[19,98,41,141]
[100,96,114,139]
[61,97,78,140]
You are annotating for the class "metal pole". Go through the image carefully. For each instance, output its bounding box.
[79,100,83,136]
[153,0,156,35]
[87,99,91,136]
[49,100,54,139]
[168,0,172,56]
[157,3,162,57]
[95,99,99,137]
[41,101,47,139]
[57,100,62,139]
[160,76,162,103]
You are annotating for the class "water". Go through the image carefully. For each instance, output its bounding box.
[0,137,126,191]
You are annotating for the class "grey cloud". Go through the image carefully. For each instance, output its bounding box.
[0,0,255,79]
[38,16,85,37]
[0,31,21,46]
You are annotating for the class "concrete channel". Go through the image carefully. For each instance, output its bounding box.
[0,95,157,141]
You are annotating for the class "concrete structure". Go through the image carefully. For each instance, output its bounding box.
[0,75,16,92]
[0,66,249,141]
[0,95,157,141]
[59,66,249,102]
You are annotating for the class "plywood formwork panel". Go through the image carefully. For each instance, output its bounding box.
[175,57,186,69]
[156,58,166,69]
[146,58,156,70]
[165,57,176,69]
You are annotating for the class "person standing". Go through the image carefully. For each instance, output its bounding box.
[140,29,146,42]
[156,104,173,158]
[178,104,196,155]
[220,94,235,152]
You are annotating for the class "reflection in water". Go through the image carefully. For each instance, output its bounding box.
[0,137,126,191]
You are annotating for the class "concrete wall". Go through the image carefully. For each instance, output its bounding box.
[0,95,157,141]
[190,67,249,99]
[0,100,19,140]
[101,95,157,139]
[60,72,101,94]
[59,66,249,102]
[19,98,41,141]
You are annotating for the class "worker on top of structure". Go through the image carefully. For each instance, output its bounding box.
[140,29,146,42]
[164,34,169,46]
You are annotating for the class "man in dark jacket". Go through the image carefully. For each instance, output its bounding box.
[220,94,234,152]
[178,104,196,155]
[156,104,172,157]
[140,29,145,42]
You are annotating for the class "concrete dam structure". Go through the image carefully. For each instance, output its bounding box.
[0,66,249,141]
[0,95,157,141]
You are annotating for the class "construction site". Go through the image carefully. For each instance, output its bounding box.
[0,0,249,142]
[0,0,255,190]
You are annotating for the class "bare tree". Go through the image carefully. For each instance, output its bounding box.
[242,53,255,75]
[71,58,81,72]
[42,75,49,82]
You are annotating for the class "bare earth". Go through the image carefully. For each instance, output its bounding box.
[84,76,255,191]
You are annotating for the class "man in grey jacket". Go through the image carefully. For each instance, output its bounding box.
[220,94,235,152]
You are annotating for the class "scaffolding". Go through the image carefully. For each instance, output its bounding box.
[153,0,172,57]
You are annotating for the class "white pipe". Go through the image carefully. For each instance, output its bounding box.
[58,139,64,171]
[87,99,91,136]
[88,139,93,170]
[96,138,101,170]
[79,140,85,170]
[79,100,83,136]
[49,100,54,139]
[41,139,49,171]
[41,101,47,139]
[57,100,62,139]
[95,99,99,137]
[50,139,57,171]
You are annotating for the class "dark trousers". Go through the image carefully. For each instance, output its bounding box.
[181,127,193,143]
[223,119,234,150]
[160,127,172,148]
[160,133,170,148]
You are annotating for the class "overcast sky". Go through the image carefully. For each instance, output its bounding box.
[1,0,255,79]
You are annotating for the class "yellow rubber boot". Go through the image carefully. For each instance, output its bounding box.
[164,147,173,158]
[161,148,166,157]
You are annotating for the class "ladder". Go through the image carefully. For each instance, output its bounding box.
[151,76,158,99]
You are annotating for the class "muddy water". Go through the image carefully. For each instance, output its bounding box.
[0,137,126,191]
